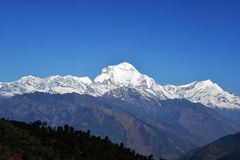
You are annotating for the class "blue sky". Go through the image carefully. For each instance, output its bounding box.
[0,0,240,94]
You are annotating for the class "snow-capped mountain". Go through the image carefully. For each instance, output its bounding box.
[93,62,169,99]
[0,75,94,97]
[164,80,240,109]
[0,62,239,109]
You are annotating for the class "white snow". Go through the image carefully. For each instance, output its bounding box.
[162,80,239,108]
[0,75,95,96]
[95,62,145,86]
[0,62,239,109]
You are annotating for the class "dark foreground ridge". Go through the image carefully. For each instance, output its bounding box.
[0,118,155,160]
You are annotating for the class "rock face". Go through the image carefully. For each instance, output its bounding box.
[0,62,240,109]
[0,92,239,159]
[179,132,240,160]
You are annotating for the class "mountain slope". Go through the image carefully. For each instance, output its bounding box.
[0,62,239,109]
[179,132,240,160]
[0,92,196,159]
[101,91,240,146]
[0,92,239,159]
[0,118,154,160]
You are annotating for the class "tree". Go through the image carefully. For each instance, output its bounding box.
[57,126,63,133]
[64,124,70,133]
[86,130,91,137]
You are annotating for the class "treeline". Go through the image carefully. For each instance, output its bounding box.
[0,118,154,160]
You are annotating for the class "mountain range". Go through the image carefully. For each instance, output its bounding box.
[1,62,240,109]
[0,62,240,159]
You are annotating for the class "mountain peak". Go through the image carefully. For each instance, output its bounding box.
[94,62,142,86]
[196,80,224,92]
[102,62,139,74]
[17,75,42,84]
[46,75,93,85]
[114,62,138,70]
[178,80,223,92]
[199,79,214,85]
[18,75,39,81]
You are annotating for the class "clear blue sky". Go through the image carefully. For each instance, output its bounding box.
[0,0,239,94]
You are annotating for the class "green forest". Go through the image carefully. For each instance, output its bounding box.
[0,118,155,160]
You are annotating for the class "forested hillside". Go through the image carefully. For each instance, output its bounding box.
[0,118,154,160]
